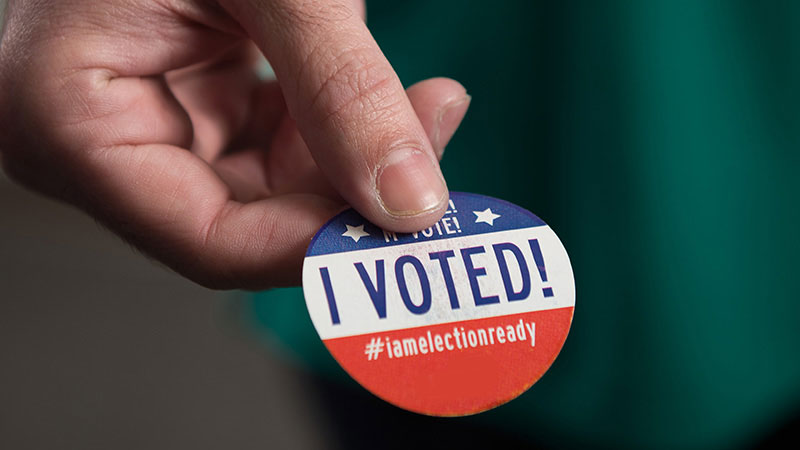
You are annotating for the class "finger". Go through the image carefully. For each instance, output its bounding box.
[82,143,341,289]
[166,42,263,161]
[215,78,471,202]
[353,0,366,21]
[405,77,471,159]
[221,0,449,233]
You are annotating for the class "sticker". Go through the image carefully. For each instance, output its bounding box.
[302,192,575,416]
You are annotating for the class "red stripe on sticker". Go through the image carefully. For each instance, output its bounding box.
[323,306,574,416]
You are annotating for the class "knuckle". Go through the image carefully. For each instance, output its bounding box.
[271,0,355,26]
[187,204,286,289]
[303,45,404,127]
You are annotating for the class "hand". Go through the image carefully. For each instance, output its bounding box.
[0,0,470,289]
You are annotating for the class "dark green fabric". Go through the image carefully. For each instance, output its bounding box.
[250,1,800,448]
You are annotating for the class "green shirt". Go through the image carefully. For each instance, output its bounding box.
[248,2,800,448]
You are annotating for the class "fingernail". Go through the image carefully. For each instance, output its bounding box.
[433,94,471,158]
[377,149,447,216]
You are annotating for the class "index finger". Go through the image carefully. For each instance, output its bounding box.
[220,0,449,232]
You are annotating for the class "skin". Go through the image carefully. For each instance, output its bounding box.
[0,0,470,289]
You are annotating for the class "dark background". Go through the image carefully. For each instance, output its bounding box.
[0,172,325,449]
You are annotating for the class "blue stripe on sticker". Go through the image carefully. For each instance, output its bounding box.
[306,192,547,257]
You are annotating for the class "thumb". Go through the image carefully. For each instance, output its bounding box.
[220,0,448,232]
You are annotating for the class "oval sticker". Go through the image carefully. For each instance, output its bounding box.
[302,192,575,416]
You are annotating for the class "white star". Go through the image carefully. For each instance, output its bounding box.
[473,208,501,226]
[342,224,370,243]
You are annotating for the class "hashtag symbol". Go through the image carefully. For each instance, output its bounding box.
[364,337,384,361]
